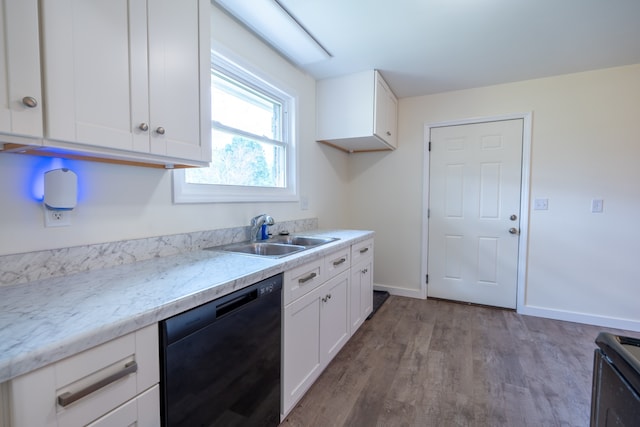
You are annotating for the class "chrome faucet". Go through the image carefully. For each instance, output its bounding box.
[250,214,275,242]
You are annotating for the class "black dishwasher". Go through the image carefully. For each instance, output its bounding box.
[160,274,282,427]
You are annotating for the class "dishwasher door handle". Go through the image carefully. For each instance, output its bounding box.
[216,289,258,318]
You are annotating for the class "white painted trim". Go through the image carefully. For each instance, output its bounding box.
[520,305,640,333]
[373,284,423,299]
[421,112,533,310]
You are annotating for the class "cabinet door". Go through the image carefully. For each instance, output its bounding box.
[282,286,322,415]
[359,258,374,321]
[350,258,373,335]
[374,74,398,148]
[0,0,43,137]
[41,0,150,152]
[320,270,350,367]
[148,0,210,161]
[385,85,398,148]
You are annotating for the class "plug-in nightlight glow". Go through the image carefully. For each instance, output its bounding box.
[44,168,78,211]
[30,157,66,202]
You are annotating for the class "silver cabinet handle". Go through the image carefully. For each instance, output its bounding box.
[359,247,369,254]
[22,96,38,108]
[155,127,165,135]
[139,123,149,131]
[321,293,332,303]
[362,268,368,274]
[509,228,519,235]
[386,131,391,136]
[332,258,346,266]
[57,361,138,407]
[298,272,317,284]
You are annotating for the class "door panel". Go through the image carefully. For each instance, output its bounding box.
[428,119,523,309]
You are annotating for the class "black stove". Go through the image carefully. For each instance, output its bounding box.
[591,332,640,426]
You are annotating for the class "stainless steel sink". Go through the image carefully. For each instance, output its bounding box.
[207,235,339,258]
[268,235,339,247]
[218,242,306,258]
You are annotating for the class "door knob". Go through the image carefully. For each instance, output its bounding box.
[509,227,519,235]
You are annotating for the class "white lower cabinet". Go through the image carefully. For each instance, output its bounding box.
[282,270,350,417]
[319,272,350,364]
[282,239,374,418]
[350,239,374,334]
[4,324,159,427]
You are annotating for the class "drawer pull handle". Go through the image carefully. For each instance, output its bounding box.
[359,247,369,254]
[298,272,317,284]
[332,258,346,266]
[57,361,138,407]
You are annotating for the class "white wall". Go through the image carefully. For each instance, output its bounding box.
[0,5,350,256]
[352,64,640,329]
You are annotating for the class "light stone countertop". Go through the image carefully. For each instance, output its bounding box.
[0,229,373,383]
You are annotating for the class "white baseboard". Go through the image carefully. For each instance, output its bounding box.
[373,283,425,299]
[518,305,640,333]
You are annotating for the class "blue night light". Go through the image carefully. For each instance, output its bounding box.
[30,157,65,202]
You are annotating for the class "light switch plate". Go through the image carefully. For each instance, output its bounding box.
[534,198,548,210]
[591,199,604,213]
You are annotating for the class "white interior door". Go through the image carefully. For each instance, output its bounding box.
[427,119,523,309]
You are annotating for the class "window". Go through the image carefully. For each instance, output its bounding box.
[173,51,297,203]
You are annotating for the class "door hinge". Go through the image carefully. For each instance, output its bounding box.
[428,141,431,151]
[427,208,430,218]
[426,274,429,284]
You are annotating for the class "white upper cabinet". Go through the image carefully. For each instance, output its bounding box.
[0,0,43,140]
[316,70,398,153]
[374,75,398,148]
[40,0,211,167]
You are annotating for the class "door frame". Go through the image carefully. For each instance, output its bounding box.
[421,112,532,311]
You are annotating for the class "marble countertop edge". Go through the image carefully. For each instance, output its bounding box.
[0,229,374,383]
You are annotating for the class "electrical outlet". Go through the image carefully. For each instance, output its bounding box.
[300,195,309,210]
[44,208,71,227]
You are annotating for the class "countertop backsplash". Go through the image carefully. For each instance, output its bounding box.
[0,218,318,287]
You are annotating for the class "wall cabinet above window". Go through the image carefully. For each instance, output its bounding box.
[0,0,211,169]
[316,70,398,153]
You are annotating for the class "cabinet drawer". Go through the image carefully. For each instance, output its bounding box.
[8,324,159,427]
[324,247,350,280]
[351,238,374,264]
[283,258,323,305]
[87,384,160,427]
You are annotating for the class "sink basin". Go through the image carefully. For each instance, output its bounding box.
[218,242,306,258]
[207,235,339,258]
[269,235,339,247]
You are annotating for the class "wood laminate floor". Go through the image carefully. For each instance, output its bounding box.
[281,296,640,427]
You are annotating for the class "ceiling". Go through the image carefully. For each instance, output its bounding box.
[217,0,640,98]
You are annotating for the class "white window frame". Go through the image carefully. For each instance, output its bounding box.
[173,50,298,203]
